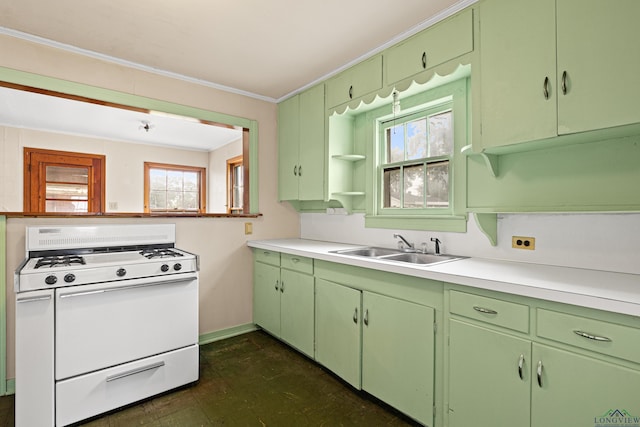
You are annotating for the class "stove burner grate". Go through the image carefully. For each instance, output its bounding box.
[140,248,184,259]
[35,255,86,269]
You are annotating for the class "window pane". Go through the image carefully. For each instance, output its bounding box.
[426,161,449,208]
[428,111,453,157]
[167,171,183,191]
[46,200,87,212]
[383,167,401,208]
[150,169,167,190]
[183,172,198,191]
[46,183,88,200]
[234,165,243,186]
[166,191,183,210]
[149,191,166,210]
[406,119,427,160]
[183,191,198,210]
[46,166,88,184]
[403,164,424,208]
[387,125,405,163]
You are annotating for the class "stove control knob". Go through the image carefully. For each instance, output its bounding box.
[173,263,182,271]
[64,273,76,283]
[161,264,170,272]
[45,275,57,285]
[116,268,127,277]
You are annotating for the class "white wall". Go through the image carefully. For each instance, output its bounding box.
[301,212,640,275]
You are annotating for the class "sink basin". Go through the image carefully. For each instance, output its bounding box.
[382,253,462,265]
[331,247,465,266]
[333,247,402,257]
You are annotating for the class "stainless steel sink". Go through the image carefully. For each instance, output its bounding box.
[333,247,402,257]
[331,247,465,266]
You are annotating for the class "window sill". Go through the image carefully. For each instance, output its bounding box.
[365,214,467,232]
[1,212,262,219]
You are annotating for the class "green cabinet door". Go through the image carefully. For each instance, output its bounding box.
[253,261,281,336]
[531,343,640,427]
[556,0,640,135]
[479,0,557,149]
[326,56,383,108]
[362,292,435,426]
[298,84,325,201]
[280,269,315,357]
[278,95,300,201]
[315,278,361,388]
[448,319,531,427]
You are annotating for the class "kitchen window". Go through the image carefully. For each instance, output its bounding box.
[365,79,469,232]
[144,162,206,213]
[226,155,244,214]
[23,147,105,213]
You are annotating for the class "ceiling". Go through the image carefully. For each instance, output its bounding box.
[0,0,474,150]
[0,0,473,101]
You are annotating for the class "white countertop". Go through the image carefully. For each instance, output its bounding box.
[248,238,640,317]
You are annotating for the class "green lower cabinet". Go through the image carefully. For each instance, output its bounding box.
[362,292,435,426]
[531,343,640,427]
[448,319,531,427]
[253,261,281,336]
[315,278,436,425]
[315,278,362,388]
[253,260,314,358]
[279,269,314,357]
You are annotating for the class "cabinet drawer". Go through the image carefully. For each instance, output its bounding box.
[449,290,529,333]
[56,345,198,426]
[281,253,313,274]
[537,309,640,364]
[254,249,281,266]
[385,8,473,85]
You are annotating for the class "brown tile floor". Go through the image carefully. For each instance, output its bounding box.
[1,331,420,426]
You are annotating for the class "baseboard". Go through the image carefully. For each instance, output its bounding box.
[198,323,258,345]
[5,378,14,396]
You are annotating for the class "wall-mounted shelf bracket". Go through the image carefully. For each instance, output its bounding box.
[461,145,499,177]
[474,212,498,246]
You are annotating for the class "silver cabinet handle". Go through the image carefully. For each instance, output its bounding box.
[473,306,498,315]
[275,279,279,291]
[106,361,165,382]
[543,76,550,100]
[518,354,525,380]
[280,281,284,293]
[573,330,612,342]
[537,360,543,387]
[422,51,427,69]
[293,165,298,176]
[363,309,369,326]
[291,257,300,263]
[561,70,568,95]
[353,307,358,324]
[16,295,52,303]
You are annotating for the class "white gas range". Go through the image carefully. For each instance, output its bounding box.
[15,224,199,426]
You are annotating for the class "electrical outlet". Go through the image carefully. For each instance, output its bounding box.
[244,222,253,235]
[512,236,535,250]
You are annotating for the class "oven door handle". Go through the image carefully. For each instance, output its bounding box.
[58,276,196,299]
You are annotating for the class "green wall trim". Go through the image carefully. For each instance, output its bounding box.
[4,379,14,396]
[0,66,260,214]
[0,216,6,397]
[365,214,467,233]
[198,323,258,346]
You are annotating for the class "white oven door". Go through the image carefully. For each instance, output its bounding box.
[55,273,198,380]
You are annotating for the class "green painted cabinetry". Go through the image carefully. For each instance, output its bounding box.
[447,287,640,427]
[315,276,436,426]
[278,84,325,201]
[479,0,640,151]
[385,8,474,86]
[253,251,315,357]
[326,55,383,109]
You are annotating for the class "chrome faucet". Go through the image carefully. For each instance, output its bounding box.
[393,234,415,252]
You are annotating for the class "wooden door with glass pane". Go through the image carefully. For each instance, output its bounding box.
[24,148,105,213]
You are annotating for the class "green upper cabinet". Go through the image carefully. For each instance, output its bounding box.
[385,8,474,87]
[326,55,383,109]
[278,84,325,201]
[478,0,640,151]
